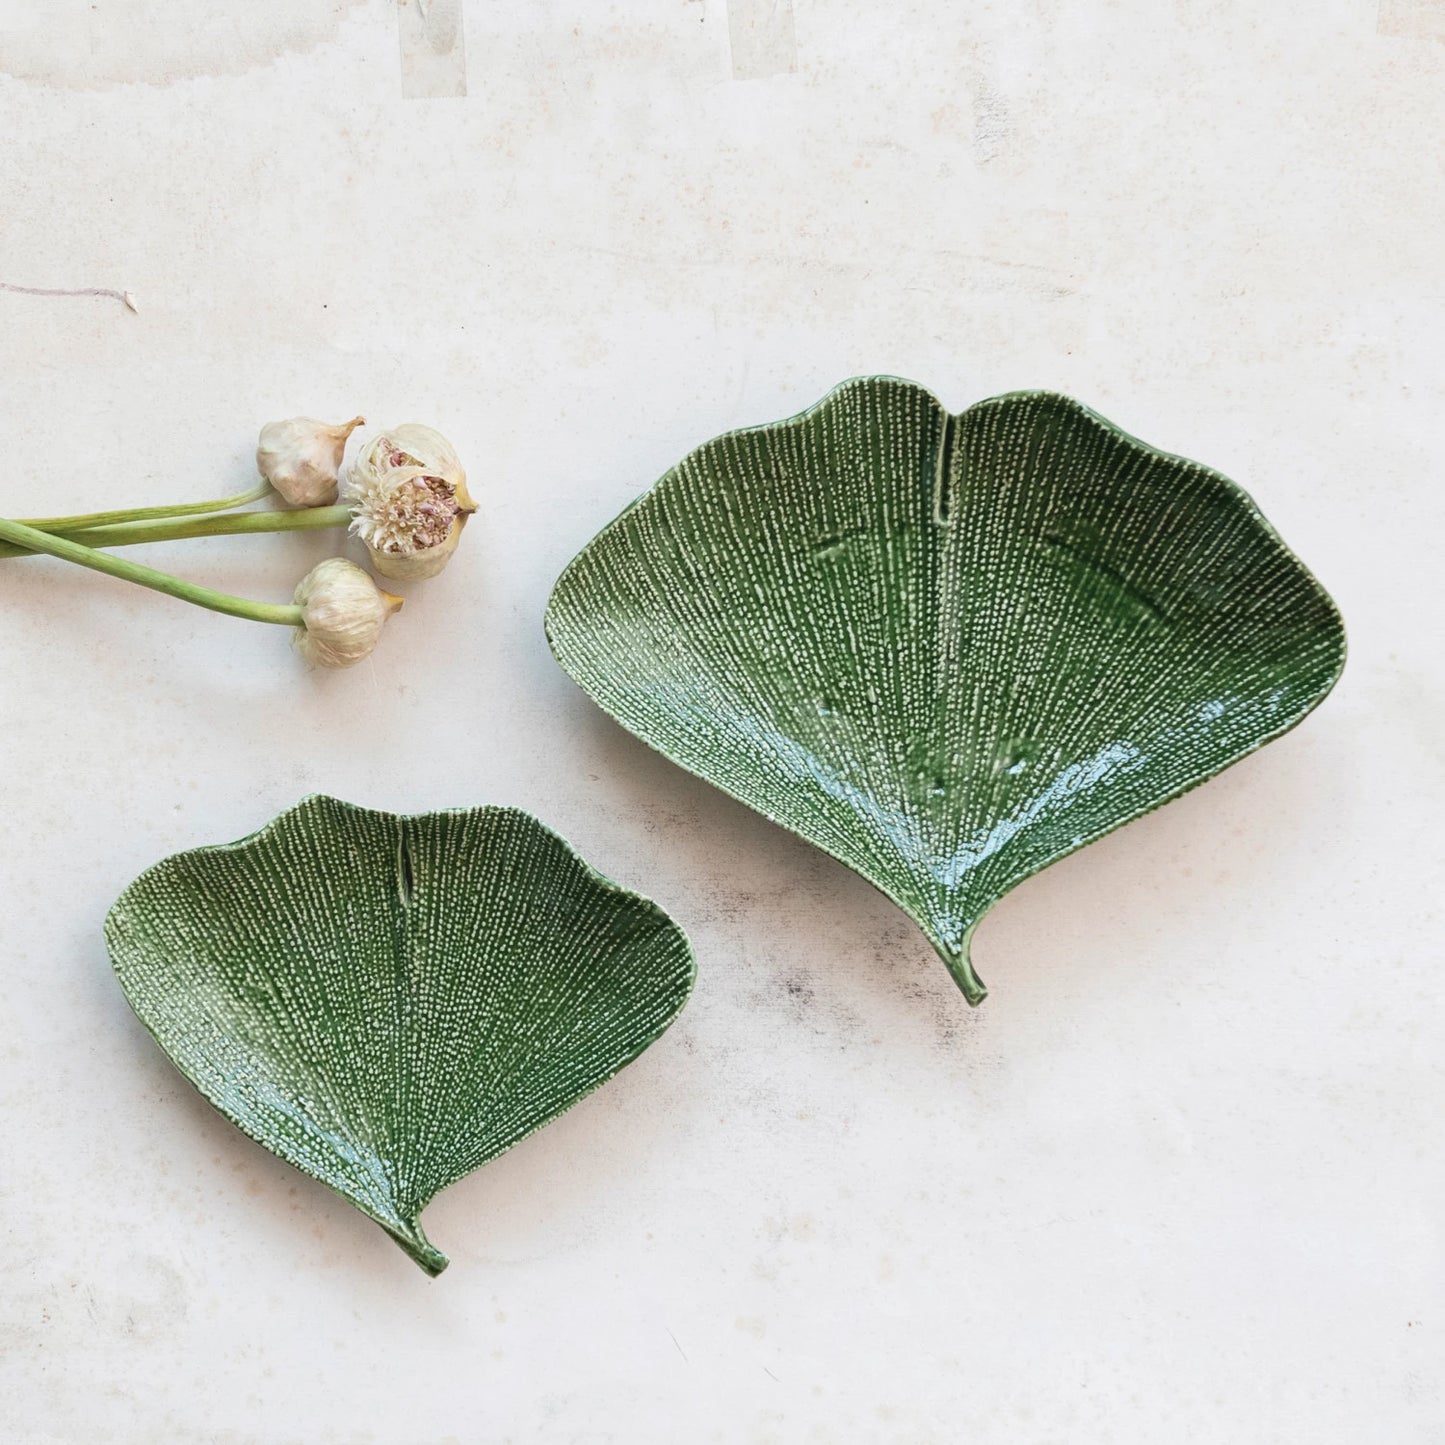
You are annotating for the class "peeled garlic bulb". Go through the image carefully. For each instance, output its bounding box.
[344,424,475,580]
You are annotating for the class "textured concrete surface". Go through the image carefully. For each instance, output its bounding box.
[0,3,1440,1441]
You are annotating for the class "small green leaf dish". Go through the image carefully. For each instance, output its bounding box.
[546,378,1345,1003]
[107,796,695,1275]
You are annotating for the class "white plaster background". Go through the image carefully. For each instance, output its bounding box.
[0,3,1441,1441]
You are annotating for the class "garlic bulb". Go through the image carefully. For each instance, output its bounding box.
[292,558,402,668]
[257,416,365,508]
[344,424,475,580]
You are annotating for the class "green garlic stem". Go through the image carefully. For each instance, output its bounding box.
[0,516,304,626]
[0,505,352,560]
[21,481,275,533]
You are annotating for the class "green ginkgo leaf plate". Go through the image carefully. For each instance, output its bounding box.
[546,378,1346,1003]
[107,796,696,1275]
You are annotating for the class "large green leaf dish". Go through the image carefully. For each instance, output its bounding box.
[546,378,1345,1003]
[107,796,695,1275]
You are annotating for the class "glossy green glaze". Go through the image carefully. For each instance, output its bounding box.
[107,796,695,1275]
[546,378,1346,1003]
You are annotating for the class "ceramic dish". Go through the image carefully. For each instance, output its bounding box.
[546,377,1346,1002]
[107,796,695,1275]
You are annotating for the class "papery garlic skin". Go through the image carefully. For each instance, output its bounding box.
[258,416,365,508]
[292,558,402,668]
[344,423,475,580]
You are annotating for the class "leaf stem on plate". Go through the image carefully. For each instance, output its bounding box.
[382,1217,450,1277]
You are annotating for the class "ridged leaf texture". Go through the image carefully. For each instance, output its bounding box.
[546,378,1345,1002]
[107,797,696,1275]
